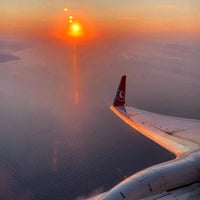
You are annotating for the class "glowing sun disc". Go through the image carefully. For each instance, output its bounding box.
[73,24,80,31]
[68,23,83,37]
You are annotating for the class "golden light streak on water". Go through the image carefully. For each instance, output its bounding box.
[72,40,80,105]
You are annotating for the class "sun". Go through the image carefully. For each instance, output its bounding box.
[68,23,83,37]
[72,24,80,31]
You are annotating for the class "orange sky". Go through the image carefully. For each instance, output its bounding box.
[1,1,200,40]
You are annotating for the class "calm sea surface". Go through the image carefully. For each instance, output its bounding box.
[0,35,199,200]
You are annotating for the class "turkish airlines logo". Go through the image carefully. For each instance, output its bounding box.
[117,90,125,102]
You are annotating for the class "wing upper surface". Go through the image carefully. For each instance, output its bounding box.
[111,105,200,156]
[111,75,200,156]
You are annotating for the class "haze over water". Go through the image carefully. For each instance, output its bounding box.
[0,33,200,200]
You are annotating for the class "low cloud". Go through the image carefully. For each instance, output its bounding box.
[75,188,106,200]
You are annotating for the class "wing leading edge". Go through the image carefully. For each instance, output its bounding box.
[111,76,200,157]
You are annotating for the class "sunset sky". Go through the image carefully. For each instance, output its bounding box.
[1,1,200,200]
[1,0,200,39]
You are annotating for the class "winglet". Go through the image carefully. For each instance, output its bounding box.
[113,75,126,106]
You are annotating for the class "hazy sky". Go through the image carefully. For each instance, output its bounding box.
[1,0,200,38]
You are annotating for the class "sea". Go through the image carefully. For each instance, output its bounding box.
[0,34,200,200]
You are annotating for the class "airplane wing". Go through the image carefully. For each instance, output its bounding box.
[100,76,200,200]
[111,76,200,157]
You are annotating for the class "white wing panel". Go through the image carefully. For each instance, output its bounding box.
[111,106,200,156]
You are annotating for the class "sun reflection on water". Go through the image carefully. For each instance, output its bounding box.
[72,40,81,106]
